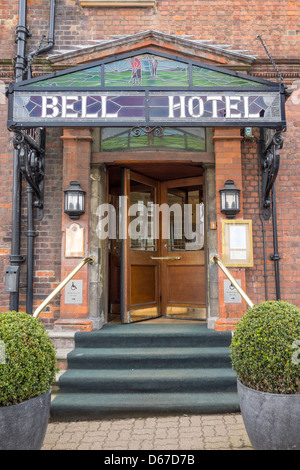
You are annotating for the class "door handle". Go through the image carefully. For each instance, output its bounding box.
[150,256,181,260]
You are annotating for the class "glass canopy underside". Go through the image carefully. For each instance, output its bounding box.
[24,53,268,89]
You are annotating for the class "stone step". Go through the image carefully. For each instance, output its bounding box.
[48,330,76,350]
[58,367,237,393]
[66,346,232,369]
[50,323,238,420]
[74,323,232,349]
[50,392,240,420]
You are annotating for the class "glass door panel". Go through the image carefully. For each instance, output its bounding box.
[129,179,156,252]
[160,177,206,320]
[167,187,204,252]
[121,169,161,323]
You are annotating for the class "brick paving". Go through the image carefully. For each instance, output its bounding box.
[42,413,252,451]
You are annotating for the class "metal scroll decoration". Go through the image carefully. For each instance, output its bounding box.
[261,130,284,220]
[130,126,164,137]
[13,128,46,220]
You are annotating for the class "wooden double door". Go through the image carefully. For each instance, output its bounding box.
[109,168,206,323]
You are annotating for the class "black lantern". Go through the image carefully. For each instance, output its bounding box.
[64,181,86,220]
[220,180,240,219]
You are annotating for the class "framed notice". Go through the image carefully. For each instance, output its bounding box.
[222,219,253,267]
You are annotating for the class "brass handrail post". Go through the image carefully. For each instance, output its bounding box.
[212,255,254,309]
[33,256,96,318]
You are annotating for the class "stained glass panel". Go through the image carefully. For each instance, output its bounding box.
[192,66,267,88]
[104,54,189,87]
[101,127,205,152]
[148,92,281,123]
[22,56,271,89]
[25,66,102,88]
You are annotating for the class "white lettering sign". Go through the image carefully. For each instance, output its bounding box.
[41,95,59,118]
[62,95,78,118]
[168,95,186,118]
[13,91,282,126]
[225,96,241,118]
[206,95,223,118]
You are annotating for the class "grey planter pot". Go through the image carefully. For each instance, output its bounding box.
[0,390,51,450]
[237,380,300,450]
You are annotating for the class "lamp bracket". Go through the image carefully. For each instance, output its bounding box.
[13,128,46,220]
[261,130,283,220]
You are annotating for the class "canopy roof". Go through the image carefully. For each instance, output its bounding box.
[8,46,286,129]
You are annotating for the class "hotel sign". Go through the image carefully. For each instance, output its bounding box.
[8,90,284,128]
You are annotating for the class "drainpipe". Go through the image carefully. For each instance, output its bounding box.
[258,129,268,300]
[26,184,35,314]
[14,0,29,83]
[9,0,29,311]
[27,0,56,79]
[271,184,281,300]
[25,0,56,313]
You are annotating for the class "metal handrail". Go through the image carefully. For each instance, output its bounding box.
[212,255,254,308]
[33,256,96,318]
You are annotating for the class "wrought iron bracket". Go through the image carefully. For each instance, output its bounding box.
[270,253,281,261]
[13,128,46,220]
[261,130,284,220]
[130,126,164,137]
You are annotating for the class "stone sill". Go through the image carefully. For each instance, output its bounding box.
[80,0,156,7]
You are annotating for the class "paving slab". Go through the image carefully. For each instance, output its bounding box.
[42,413,252,451]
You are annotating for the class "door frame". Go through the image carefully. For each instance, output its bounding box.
[90,152,219,328]
[107,162,208,323]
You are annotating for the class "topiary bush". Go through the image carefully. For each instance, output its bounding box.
[230,300,300,394]
[0,311,57,406]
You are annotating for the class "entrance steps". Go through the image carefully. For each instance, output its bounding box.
[50,323,239,420]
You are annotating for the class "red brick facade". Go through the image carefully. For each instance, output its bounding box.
[0,1,299,329]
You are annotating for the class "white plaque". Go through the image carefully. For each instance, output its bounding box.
[65,280,83,304]
[65,223,84,258]
[224,279,242,304]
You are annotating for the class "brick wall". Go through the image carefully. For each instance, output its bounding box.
[0,99,13,311]
[31,128,63,325]
[242,129,277,305]
[31,0,299,57]
[0,0,299,317]
[242,83,300,308]
[1,1,299,61]
[275,83,300,305]
[0,125,63,322]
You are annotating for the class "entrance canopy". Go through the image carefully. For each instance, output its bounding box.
[7,48,286,129]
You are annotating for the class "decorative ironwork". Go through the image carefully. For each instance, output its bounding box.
[130,126,164,137]
[256,35,284,86]
[101,126,205,152]
[13,128,46,220]
[261,130,284,220]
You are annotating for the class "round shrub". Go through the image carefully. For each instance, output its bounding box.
[230,301,300,394]
[0,311,57,406]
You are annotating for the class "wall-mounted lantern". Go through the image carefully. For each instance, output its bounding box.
[220,180,240,219]
[64,181,86,220]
